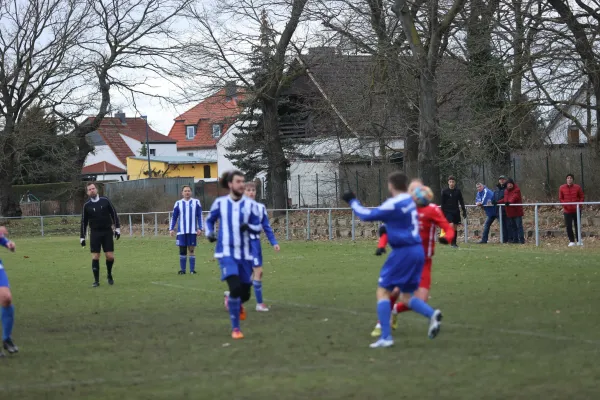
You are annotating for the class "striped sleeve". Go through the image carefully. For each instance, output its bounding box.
[169,201,180,232]
[196,200,203,230]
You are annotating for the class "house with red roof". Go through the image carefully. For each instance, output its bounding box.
[167,83,244,162]
[82,112,177,181]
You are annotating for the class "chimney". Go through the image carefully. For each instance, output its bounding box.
[115,111,126,125]
[225,81,237,99]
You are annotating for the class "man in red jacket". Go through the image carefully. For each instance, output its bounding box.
[559,174,585,246]
[498,178,525,244]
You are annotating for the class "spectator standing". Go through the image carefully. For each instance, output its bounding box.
[475,183,497,244]
[559,174,585,247]
[494,176,510,243]
[441,176,466,248]
[498,178,524,244]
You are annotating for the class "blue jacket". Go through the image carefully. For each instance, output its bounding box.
[476,186,497,217]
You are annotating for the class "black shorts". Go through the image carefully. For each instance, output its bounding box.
[444,211,461,225]
[90,230,114,253]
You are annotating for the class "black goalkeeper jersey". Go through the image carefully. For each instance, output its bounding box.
[80,197,120,238]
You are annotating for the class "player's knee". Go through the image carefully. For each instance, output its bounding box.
[106,253,115,262]
[92,253,100,261]
[241,283,252,303]
[226,275,242,298]
[254,267,263,280]
[0,290,12,307]
[187,247,195,256]
[179,246,187,256]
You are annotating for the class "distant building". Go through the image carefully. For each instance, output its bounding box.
[126,156,217,182]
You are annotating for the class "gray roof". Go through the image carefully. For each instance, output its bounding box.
[129,156,216,164]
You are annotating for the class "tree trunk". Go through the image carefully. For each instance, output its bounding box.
[419,67,441,196]
[0,154,20,217]
[263,99,288,211]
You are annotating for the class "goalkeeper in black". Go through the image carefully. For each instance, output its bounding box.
[80,183,121,287]
[440,176,466,248]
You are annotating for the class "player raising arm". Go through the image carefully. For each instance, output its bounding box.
[169,185,203,275]
[205,171,262,339]
[0,226,18,356]
[343,172,443,348]
[243,182,280,312]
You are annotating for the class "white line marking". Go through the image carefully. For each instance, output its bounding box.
[150,281,600,345]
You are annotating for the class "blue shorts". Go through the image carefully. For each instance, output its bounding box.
[0,262,9,288]
[250,239,263,268]
[218,257,253,284]
[176,234,197,247]
[379,245,425,293]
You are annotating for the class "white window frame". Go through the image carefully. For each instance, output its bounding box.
[186,125,196,140]
[212,124,221,138]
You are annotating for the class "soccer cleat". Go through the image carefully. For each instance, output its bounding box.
[178,270,186,275]
[369,337,394,348]
[223,291,230,311]
[255,303,269,312]
[92,282,100,288]
[231,328,244,339]
[371,324,382,338]
[107,276,114,285]
[3,339,18,354]
[240,305,247,321]
[568,242,577,247]
[190,271,197,274]
[391,314,398,331]
[428,309,443,339]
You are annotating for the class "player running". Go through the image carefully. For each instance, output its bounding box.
[371,181,455,337]
[343,172,443,348]
[0,226,18,356]
[243,182,280,312]
[205,170,261,339]
[169,185,203,275]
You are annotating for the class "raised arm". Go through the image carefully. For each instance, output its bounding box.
[349,198,396,222]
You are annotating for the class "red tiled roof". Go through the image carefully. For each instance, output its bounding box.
[168,88,244,149]
[82,161,126,174]
[85,116,174,165]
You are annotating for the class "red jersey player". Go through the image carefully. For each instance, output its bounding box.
[371,181,455,337]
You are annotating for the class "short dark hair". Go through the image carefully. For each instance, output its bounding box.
[86,182,97,189]
[245,181,256,189]
[566,173,575,180]
[388,171,408,191]
[448,176,456,182]
[220,170,244,189]
[181,185,192,191]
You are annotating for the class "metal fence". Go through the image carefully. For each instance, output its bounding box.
[1,201,599,247]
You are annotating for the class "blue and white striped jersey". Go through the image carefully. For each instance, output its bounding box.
[350,193,422,248]
[249,202,278,246]
[169,198,203,234]
[205,196,261,260]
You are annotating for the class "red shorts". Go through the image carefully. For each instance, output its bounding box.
[419,258,433,289]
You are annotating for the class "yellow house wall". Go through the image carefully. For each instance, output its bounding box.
[127,158,218,180]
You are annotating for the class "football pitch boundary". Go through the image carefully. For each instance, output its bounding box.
[151,281,600,346]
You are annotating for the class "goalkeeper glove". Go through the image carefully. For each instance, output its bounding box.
[207,232,217,243]
[341,191,356,204]
[80,238,86,247]
[114,228,121,240]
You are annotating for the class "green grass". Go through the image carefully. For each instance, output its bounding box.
[1,238,600,399]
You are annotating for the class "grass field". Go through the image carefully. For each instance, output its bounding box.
[0,237,599,399]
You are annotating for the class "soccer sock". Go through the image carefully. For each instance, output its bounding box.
[253,280,263,304]
[106,260,114,277]
[452,234,458,246]
[228,297,241,330]
[408,297,435,319]
[179,256,187,272]
[92,260,100,282]
[1,305,14,341]
[395,303,411,314]
[189,256,196,273]
[376,299,392,339]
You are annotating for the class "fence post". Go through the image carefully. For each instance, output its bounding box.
[351,209,355,241]
[306,209,310,240]
[355,170,358,195]
[298,175,301,208]
[328,208,332,240]
[141,214,145,237]
[335,172,339,207]
[40,216,44,237]
[316,174,319,208]
[154,213,158,236]
[580,152,585,192]
[464,213,468,243]
[285,209,289,240]
[378,168,382,204]
[577,203,582,245]
[129,214,133,236]
[534,205,539,247]
[499,206,503,243]
[546,156,550,190]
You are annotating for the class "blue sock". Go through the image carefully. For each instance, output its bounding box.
[179,255,186,272]
[408,297,435,319]
[252,280,263,304]
[377,299,392,339]
[228,297,241,330]
[1,305,15,341]
[189,256,196,272]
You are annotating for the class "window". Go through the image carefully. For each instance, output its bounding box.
[212,124,221,138]
[187,152,194,157]
[568,125,580,145]
[204,165,211,179]
[149,149,156,156]
[186,125,196,140]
